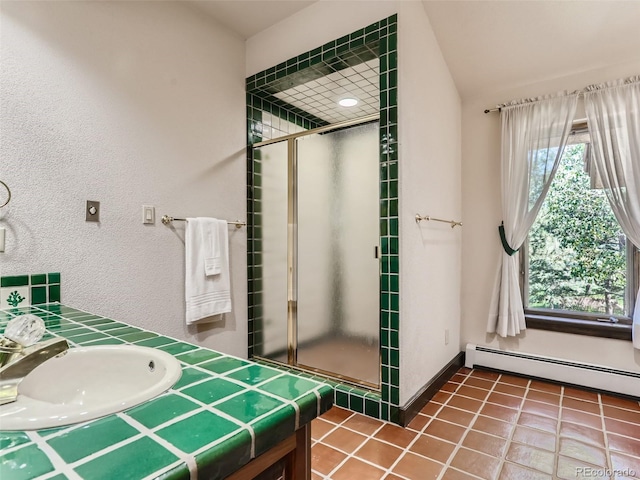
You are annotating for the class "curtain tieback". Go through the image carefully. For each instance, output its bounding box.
[498,222,519,256]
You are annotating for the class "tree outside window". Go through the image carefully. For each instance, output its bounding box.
[526,143,628,317]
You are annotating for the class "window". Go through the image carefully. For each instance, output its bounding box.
[522,126,639,338]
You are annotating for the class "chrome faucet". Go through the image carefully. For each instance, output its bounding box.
[0,337,69,405]
[0,314,70,405]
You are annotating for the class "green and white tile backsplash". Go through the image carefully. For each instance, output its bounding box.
[0,273,61,309]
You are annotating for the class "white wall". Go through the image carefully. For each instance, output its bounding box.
[461,62,640,373]
[397,1,461,405]
[246,0,462,405]
[0,1,249,357]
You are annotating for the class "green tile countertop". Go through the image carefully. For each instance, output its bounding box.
[0,304,333,480]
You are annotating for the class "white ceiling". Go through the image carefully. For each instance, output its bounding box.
[421,0,640,100]
[190,0,317,39]
[191,0,640,100]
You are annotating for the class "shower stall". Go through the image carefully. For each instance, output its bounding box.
[252,116,381,388]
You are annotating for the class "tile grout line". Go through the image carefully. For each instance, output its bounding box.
[26,431,83,480]
[433,372,505,480]
[169,388,258,457]
[312,409,363,478]
[599,391,615,475]
[320,420,390,478]
[310,411,445,474]
[555,384,565,478]
[1,418,98,454]
[453,373,548,479]
[313,413,379,445]
[314,400,459,478]
[66,433,147,469]
[382,369,468,479]
[501,376,562,478]
[315,407,388,474]
[482,373,519,480]
[558,392,628,475]
[117,413,198,480]
[314,369,640,480]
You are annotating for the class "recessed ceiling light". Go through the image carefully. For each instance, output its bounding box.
[338,98,358,107]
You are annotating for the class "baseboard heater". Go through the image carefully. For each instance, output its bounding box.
[465,344,640,398]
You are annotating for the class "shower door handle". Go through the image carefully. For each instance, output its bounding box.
[374,246,379,259]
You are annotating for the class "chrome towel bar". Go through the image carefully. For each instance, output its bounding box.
[415,214,462,228]
[161,215,246,229]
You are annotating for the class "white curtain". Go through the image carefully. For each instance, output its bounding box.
[584,76,640,349]
[488,94,578,337]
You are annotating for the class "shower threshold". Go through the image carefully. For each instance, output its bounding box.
[253,355,380,392]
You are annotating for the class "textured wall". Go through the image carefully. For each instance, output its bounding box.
[0,1,249,357]
[397,1,462,405]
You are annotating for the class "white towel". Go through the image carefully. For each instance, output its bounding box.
[185,217,231,324]
[201,218,224,276]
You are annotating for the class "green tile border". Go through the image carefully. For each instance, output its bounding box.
[0,272,61,308]
[246,14,399,423]
[47,416,139,463]
[73,437,179,480]
[255,358,381,419]
[247,93,327,143]
[0,275,29,288]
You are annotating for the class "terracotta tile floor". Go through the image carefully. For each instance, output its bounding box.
[311,368,640,479]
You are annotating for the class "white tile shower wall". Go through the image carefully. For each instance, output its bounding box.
[259,113,306,141]
[0,2,248,357]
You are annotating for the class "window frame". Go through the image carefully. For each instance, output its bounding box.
[520,122,638,341]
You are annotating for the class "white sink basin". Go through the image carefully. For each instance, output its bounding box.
[0,345,182,430]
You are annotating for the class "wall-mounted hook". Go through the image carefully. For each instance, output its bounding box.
[0,180,11,208]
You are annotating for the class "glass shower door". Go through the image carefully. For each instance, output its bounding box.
[253,140,289,363]
[296,121,380,386]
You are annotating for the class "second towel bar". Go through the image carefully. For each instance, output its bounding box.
[415,214,462,228]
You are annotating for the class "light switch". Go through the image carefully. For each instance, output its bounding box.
[142,205,155,224]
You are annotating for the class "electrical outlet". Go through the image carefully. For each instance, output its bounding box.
[445,329,450,345]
